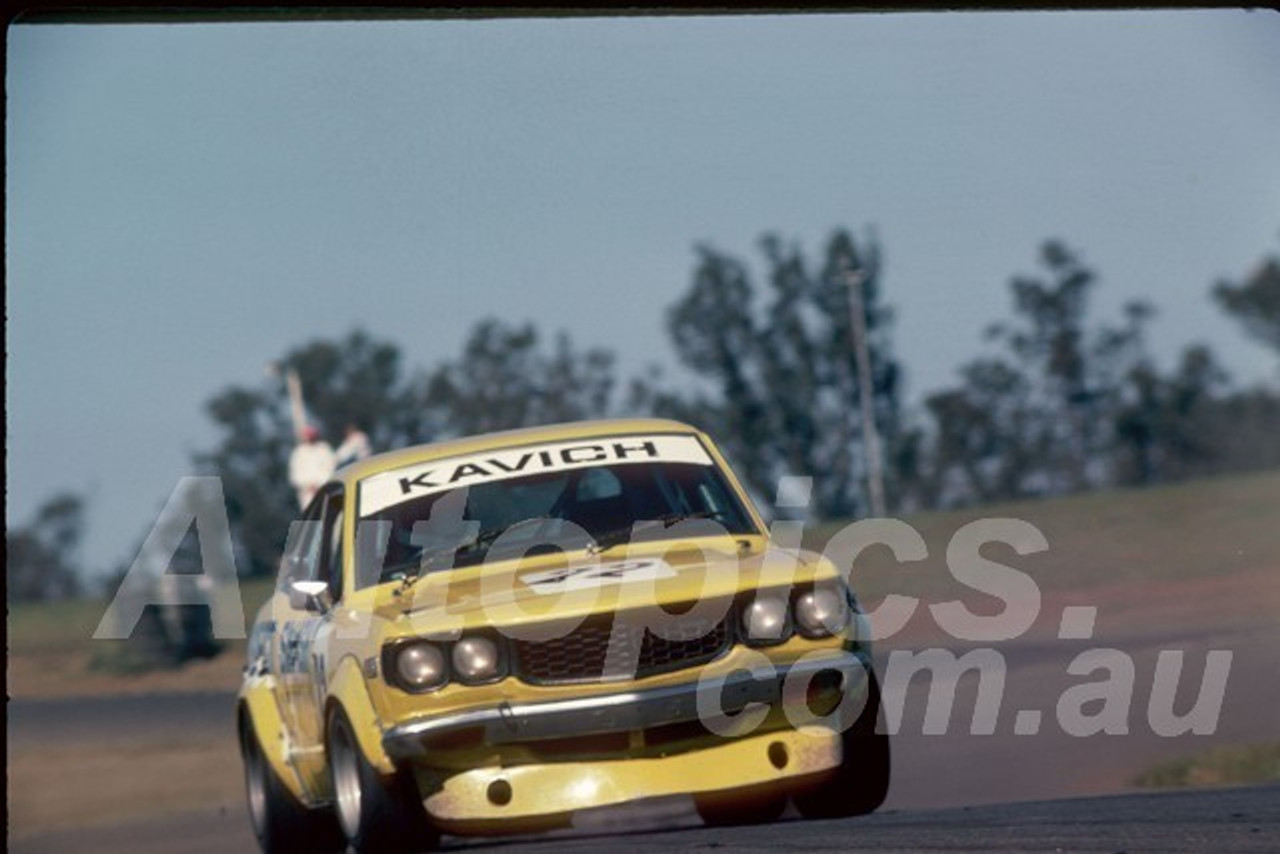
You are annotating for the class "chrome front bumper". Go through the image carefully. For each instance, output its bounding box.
[383,650,868,761]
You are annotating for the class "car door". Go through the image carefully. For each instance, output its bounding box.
[274,485,344,793]
[300,488,345,743]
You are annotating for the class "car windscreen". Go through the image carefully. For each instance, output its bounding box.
[354,436,758,585]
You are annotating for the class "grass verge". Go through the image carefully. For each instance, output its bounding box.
[806,468,1280,602]
[7,576,277,697]
[1134,742,1280,789]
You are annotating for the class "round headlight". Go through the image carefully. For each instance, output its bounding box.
[742,595,790,644]
[395,642,447,691]
[794,586,850,638]
[451,636,501,683]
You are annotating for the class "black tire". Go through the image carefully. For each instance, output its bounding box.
[694,783,788,827]
[240,714,344,854]
[327,708,440,854]
[792,670,891,819]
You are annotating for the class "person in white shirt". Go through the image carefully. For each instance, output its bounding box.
[289,425,336,510]
[335,422,372,469]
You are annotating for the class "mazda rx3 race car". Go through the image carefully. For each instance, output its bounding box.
[238,418,888,853]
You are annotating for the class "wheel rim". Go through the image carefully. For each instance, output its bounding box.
[330,719,363,840]
[243,733,269,839]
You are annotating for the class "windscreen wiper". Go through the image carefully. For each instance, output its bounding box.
[388,517,553,586]
[587,510,724,555]
[470,516,552,551]
[384,536,483,592]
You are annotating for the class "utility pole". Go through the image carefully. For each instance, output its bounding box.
[844,260,887,518]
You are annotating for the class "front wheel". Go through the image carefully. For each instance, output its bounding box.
[327,708,439,854]
[240,714,344,854]
[792,671,890,819]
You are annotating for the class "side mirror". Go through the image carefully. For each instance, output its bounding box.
[281,552,309,584]
[289,579,333,614]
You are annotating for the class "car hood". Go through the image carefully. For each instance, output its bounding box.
[374,536,840,637]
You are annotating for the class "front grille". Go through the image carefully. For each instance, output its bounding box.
[639,616,729,674]
[514,609,731,685]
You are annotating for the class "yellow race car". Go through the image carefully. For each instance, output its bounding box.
[237,418,887,853]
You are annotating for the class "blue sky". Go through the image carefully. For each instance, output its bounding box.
[7,11,1280,578]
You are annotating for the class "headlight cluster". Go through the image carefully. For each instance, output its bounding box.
[452,636,501,682]
[793,586,850,638]
[741,583,851,645]
[384,634,505,693]
[395,642,448,690]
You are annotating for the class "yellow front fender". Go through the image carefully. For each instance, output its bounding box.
[326,654,396,776]
[239,676,309,803]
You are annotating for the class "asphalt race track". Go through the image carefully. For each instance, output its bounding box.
[10,612,1278,852]
[10,776,1278,853]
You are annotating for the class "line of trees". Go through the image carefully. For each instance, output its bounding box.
[6,493,85,603]
[642,232,1280,517]
[9,230,1278,596]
